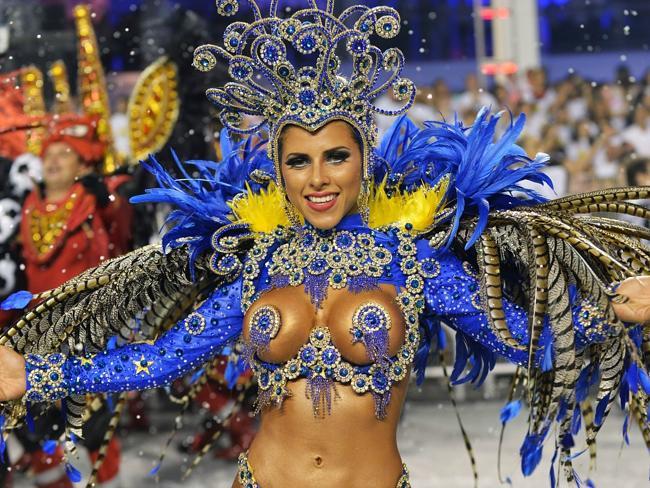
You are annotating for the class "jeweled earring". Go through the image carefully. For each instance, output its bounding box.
[283,191,303,228]
[358,178,371,225]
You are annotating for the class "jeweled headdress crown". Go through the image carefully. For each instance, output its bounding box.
[193,0,416,181]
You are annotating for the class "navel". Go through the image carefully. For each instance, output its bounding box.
[314,455,324,468]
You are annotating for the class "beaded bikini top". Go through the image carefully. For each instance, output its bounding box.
[235,214,440,419]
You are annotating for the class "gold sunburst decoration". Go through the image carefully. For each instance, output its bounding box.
[128,57,180,163]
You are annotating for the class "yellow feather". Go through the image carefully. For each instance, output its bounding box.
[228,181,295,233]
[368,175,449,231]
[228,175,449,233]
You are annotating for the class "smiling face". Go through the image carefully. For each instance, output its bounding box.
[42,142,84,194]
[279,120,363,230]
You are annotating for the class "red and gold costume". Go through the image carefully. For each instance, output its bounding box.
[20,116,133,294]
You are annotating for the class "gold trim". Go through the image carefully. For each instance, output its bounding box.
[128,56,180,163]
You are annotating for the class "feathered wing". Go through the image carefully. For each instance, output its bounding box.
[0,132,264,482]
[382,110,650,483]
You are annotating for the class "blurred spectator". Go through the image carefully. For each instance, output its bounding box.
[394,64,650,201]
[622,104,650,159]
[454,73,496,114]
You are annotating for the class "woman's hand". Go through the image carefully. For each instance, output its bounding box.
[0,346,26,401]
[610,276,650,325]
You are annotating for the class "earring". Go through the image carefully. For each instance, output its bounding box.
[358,178,371,225]
[283,191,303,228]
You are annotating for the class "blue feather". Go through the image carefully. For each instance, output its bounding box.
[65,463,82,483]
[542,339,553,372]
[0,290,33,310]
[131,138,272,276]
[594,394,610,426]
[377,109,552,247]
[520,431,546,476]
[627,362,639,394]
[500,400,522,424]
[0,415,5,461]
[622,413,630,445]
[571,406,582,435]
[43,439,57,455]
[549,446,558,488]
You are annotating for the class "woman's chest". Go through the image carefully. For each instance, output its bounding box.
[243,284,406,365]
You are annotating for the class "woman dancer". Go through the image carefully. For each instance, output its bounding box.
[1,2,650,487]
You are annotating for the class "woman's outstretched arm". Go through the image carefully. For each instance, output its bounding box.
[0,279,244,403]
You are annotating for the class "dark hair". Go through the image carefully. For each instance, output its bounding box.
[626,158,649,186]
[277,120,364,162]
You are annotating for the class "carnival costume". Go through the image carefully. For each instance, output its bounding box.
[1,1,650,487]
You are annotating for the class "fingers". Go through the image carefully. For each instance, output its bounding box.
[610,293,630,304]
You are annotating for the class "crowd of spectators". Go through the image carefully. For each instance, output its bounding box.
[387,65,650,199]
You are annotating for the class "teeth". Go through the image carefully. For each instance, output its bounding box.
[308,194,336,203]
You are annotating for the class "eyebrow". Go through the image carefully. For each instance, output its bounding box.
[284,146,351,160]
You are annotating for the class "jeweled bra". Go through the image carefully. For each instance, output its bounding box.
[228,215,440,419]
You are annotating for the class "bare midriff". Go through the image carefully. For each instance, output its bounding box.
[232,374,409,488]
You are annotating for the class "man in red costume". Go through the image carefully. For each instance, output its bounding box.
[20,115,132,293]
[16,114,131,488]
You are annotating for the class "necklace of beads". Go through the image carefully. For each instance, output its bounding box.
[239,225,438,419]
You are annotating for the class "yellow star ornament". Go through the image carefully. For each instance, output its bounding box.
[133,355,154,376]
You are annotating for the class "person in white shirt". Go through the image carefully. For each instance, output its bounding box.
[454,73,496,114]
[622,104,650,159]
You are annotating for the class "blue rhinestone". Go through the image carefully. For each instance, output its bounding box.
[276,387,283,395]
[287,25,296,35]
[301,37,316,50]
[383,23,393,31]
[278,66,290,77]
[274,372,283,381]
[175,349,184,357]
[140,359,148,366]
[333,274,343,284]
[316,331,324,339]
[360,22,369,32]
[183,334,192,343]
[395,366,403,374]
[224,3,233,13]
[340,368,349,377]
[356,379,365,387]
[229,38,239,47]
[115,364,123,373]
[200,58,210,67]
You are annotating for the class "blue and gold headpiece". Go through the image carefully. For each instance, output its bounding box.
[193,0,416,182]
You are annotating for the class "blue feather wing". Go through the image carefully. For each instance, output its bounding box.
[378,108,553,244]
[131,133,272,268]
